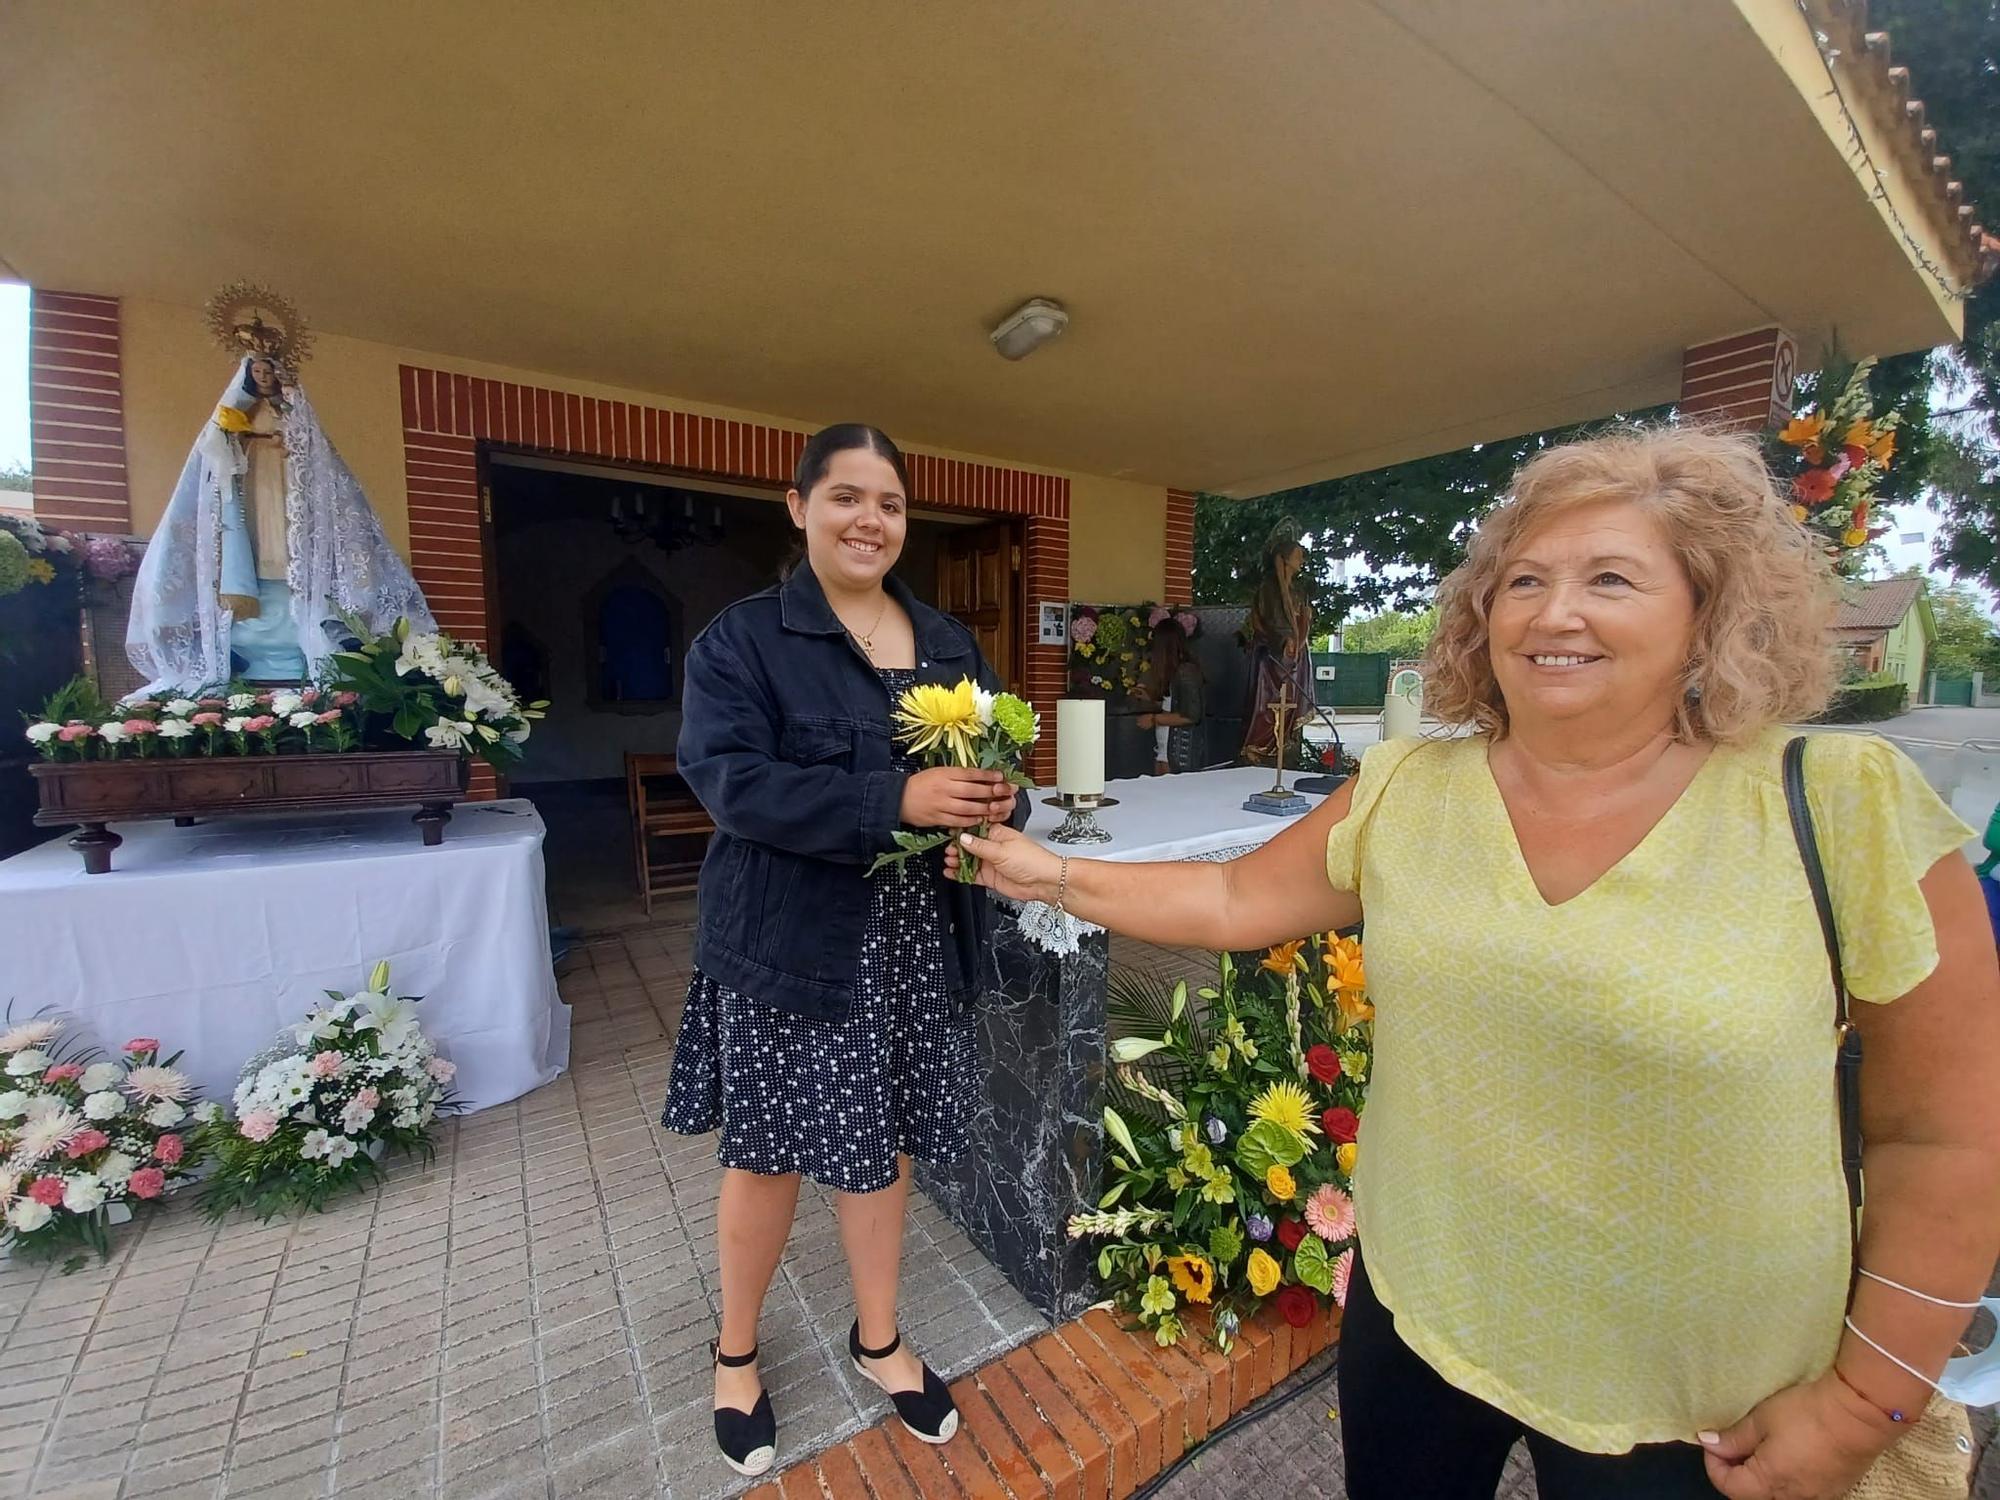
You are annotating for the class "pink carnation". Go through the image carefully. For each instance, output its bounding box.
[57,723,94,742]
[28,1176,65,1206]
[1304,1183,1356,1243]
[309,1051,344,1078]
[300,688,321,705]
[42,1063,83,1084]
[127,1167,165,1200]
[314,710,343,725]
[197,698,226,709]
[353,1087,381,1110]
[425,1057,457,1083]
[242,715,277,732]
[121,719,158,736]
[123,700,161,712]
[254,692,274,706]
[237,1110,280,1142]
[123,1038,159,1054]
[154,1134,184,1165]
[334,692,359,708]
[65,1129,110,1160]
[190,712,223,727]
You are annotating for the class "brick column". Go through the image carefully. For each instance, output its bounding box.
[1679,326,1799,432]
[1164,488,1196,605]
[29,291,131,531]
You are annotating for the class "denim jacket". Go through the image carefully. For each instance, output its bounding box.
[677,563,1028,1022]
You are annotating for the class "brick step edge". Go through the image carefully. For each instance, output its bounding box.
[749,1300,1340,1500]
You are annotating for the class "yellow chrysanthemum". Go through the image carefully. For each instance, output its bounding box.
[214,405,252,434]
[1249,1080,1319,1137]
[1337,1142,1358,1175]
[1246,1248,1281,1297]
[24,558,54,584]
[1777,413,1828,448]
[892,680,980,764]
[1167,1254,1214,1305]
[1265,1163,1297,1202]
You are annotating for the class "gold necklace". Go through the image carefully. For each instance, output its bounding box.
[839,594,891,656]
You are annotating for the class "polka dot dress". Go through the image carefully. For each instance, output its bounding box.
[661,668,979,1194]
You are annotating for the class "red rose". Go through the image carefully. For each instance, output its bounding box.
[29,1176,65,1206]
[127,1167,166,1200]
[1306,1045,1342,1085]
[1323,1107,1360,1144]
[1275,1217,1307,1252]
[154,1134,184,1165]
[1274,1284,1318,1328]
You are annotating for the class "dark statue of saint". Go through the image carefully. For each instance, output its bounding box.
[1238,520,1316,766]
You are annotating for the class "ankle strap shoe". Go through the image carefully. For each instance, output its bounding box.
[849,1321,959,1444]
[711,1340,776,1477]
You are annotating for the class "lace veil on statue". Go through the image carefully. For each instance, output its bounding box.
[126,356,435,695]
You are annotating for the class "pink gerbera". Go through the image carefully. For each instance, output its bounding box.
[1304,1183,1356,1243]
[1332,1247,1355,1308]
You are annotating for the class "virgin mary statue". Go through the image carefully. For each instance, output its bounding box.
[127,345,433,694]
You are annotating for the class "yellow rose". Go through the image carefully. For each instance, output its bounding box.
[1842,527,1868,548]
[1265,1164,1297,1202]
[214,405,252,434]
[1246,1247,1280,1297]
[1337,1142,1358,1175]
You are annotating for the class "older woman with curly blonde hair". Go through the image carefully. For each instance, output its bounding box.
[957,427,2000,1500]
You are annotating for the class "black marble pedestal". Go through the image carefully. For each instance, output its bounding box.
[917,914,1108,1323]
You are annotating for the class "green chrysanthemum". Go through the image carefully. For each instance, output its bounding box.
[991,693,1038,746]
[1094,613,1129,650]
[0,531,29,598]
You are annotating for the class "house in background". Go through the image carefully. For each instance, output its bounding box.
[1833,575,1937,702]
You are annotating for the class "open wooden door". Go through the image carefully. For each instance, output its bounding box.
[936,520,1022,691]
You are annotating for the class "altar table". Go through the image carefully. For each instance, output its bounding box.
[920,765,1335,1320]
[0,799,568,1114]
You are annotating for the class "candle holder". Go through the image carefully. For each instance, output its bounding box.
[1043,793,1119,845]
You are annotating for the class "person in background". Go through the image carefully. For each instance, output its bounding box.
[1134,615,1205,775]
[956,427,2000,1500]
[664,423,1022,1479]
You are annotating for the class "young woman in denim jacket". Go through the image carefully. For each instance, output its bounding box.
[663,423,1022,1477]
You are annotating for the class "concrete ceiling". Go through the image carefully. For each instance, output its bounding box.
[0,0,1965,493]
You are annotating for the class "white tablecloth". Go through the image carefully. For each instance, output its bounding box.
[1012,767,1334,951]
[0,799,568,1113]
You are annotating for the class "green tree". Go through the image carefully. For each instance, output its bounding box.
[1341,606,1438,658]
[0,464,29,493]
[1929,581,2000,678]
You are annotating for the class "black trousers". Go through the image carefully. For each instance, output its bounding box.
[1338,1252,1719,1500]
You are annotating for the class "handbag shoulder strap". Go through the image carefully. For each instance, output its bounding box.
[1782,735,1865,1262]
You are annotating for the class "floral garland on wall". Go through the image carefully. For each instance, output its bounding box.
[1068,603,1202,700]
[1771,358,1900,579]
[1070,932,1372,1347]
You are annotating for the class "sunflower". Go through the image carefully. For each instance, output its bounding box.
[1167,1253,1215,1305]
[892,680,980,764]
[1260,940,1305,977]
[1248,1080,1320,1137]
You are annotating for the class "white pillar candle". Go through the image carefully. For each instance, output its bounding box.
[1382,673,1423,741]
[1056,699,1106,798]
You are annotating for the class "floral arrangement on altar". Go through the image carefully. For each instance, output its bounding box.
[326,618,547,771]
[22,618,546,771]
[870,677,1039,883]
[1068,604,1201,700]
[0,1020,204,1269]
[1068,931,1373,1348]
[0,516,76,599]
[1772,357,1901,578]
[193,962,460,1221]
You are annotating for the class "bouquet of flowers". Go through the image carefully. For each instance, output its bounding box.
[327,619,547,771]
[1068,932,1373,1348]
[1773,358,1901,578]
[193,962,461,1220]
[0,1020,204,1269]
[869,677,1039,883]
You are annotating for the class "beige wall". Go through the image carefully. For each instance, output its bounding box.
[116,296,1168,598]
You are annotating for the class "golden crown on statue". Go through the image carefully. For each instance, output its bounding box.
[203,281,314,375]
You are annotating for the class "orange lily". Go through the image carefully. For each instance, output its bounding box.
[1778,414,1828,448]
[1261,939,1306,977]
[1843,419,1878,451]
[1868,428,1896,465]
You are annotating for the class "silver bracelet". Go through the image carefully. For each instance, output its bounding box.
[1857,1268,1982,1310]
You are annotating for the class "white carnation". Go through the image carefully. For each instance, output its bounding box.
[226,693,256,711]
[96,722,129,745]
[5,1051,51,1077]
[0,1091,28,1121]
[271,692,304,716]
[96,1151,136,1187]
[82,1091,125,1121]
[25,723,59,745]
[62,1175,105,1213]
[287,711,318,729]
[222,717,250,734]
[6,1199,51,1232]
[21,1094,61,1123]
[144,1101,185,1128]
[194,1100,223,1124]
[164,699,199,716]
[79,1063,124,1093]
[157,719,196,740]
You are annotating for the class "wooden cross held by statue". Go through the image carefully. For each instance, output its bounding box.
[1266,682,1296,794]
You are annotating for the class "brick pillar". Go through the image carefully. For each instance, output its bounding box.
[29,291,132,531]
[1679,326,1799,432]
[1164,488,1196,605]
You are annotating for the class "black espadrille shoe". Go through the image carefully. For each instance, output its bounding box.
[849,1321,959,1444]
[711,1342,776,1477]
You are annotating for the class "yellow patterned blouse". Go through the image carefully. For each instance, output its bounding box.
[1327,727,1973,1452]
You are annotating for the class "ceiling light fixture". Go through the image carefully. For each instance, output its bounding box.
[990,297,1069,361]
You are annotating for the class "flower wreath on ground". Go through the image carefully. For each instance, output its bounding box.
[1068,932,1373,1348]
[193,962,462,1220]
[0,1021,204,1270]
